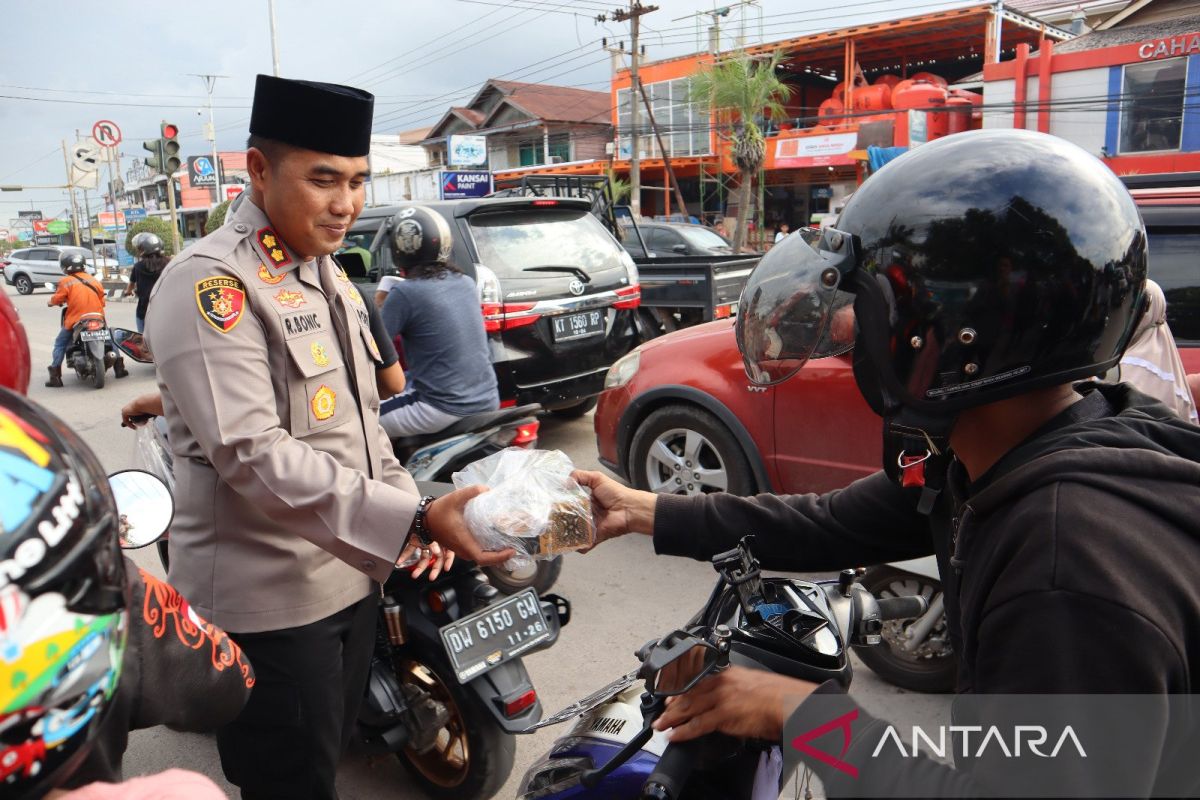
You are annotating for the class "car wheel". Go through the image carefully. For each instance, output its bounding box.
[549,396,597,419]
[13,275,33,295]
[629,404,755,496]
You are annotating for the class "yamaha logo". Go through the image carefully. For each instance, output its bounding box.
[568,279,586,296]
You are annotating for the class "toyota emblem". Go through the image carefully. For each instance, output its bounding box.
[568,279,586,296]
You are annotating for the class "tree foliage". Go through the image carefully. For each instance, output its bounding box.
[204,199,232,235]
[689,50,792,250]
[124,217,178,257]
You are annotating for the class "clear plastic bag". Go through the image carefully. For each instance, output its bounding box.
[452,448,595,568]
[133,420,175,493]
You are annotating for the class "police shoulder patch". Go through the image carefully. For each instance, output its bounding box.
[196,276,246,333]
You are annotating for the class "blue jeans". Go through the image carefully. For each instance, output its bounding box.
[136,315,145,333]
[50,327,72,369]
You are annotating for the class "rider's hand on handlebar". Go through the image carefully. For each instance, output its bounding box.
[424,485,516,567]
[571,470,657,547]
[652,666,817,743]
[121,392,166,428]
[396,540,454,580]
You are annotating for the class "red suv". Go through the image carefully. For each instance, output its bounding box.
[596,189,1199,497]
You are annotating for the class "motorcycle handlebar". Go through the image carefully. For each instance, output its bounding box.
[876,595,929,621]
[640,738,703,799]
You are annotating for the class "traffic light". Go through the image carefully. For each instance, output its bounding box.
[160,122,182,175]
[142,137,164,174]
[142,122,182,176]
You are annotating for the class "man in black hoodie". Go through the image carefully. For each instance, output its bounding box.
[576,129,1200,797]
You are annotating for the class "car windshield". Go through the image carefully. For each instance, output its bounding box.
[469,208,622,277]
[678,227,731,250]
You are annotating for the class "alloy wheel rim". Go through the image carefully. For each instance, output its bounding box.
[400,658,470,788]
[644,427,729,495]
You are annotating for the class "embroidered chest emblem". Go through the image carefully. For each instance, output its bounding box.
[195,277,245,333]
[345,284,363,306]
[335,268,350,283]
[311,385,336,421]
[274,288,306,309]
[311,341,330,368]
[257,263,285,285]
[257,227,292,269]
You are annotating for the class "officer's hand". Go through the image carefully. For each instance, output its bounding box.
[396,540,454,580]
[121,392,165,428]
[653,667,817,742]
[571,470,657,546]
[425,485,516,566]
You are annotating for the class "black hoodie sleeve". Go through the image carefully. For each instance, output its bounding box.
[653,470,933,571]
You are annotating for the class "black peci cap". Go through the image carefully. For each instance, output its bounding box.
[249,74,374,157]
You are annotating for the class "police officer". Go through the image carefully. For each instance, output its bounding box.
[144,75,511,799]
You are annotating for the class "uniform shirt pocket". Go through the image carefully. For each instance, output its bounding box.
[285,334,349,435]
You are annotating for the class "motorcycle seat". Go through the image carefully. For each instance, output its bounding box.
[390,403,542,451]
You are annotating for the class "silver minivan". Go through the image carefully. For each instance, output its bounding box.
[3,246,107,294]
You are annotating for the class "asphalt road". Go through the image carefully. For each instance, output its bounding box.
[7,282,949,798]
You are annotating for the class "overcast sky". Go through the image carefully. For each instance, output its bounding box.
[0,0,973,222]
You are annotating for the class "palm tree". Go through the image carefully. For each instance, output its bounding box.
[689,50,793,251]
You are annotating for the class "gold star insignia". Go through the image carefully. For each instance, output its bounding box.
[262,234,277,249]
[271,248,285,263]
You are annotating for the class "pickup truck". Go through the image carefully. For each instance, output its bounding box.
[488,174,761,338]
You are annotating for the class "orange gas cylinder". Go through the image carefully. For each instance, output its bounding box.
[832,81,846,101]
[892,82,947,111]
[818,98,846,127]
[873,74,901,89]
[909,71,947,87]
[946,89,983,134]
[852,83,893,111]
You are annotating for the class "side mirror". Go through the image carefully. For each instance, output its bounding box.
[108,469,173,549]
[111,328,153,363]
[639,631,722,696]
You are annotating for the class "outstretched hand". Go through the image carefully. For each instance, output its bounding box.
[424,485,516,566]
[571,469,657,547]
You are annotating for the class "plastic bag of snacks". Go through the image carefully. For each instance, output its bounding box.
[452,448,595,567]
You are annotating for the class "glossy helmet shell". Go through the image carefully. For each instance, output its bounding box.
[0,293,31,394]
[389,205,452,273]
[0,388,128,796]
[837,129,1146,417]
[59,253,87,274]
[132,232,164,258]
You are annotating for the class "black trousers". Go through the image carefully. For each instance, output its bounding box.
[217,594,378,800]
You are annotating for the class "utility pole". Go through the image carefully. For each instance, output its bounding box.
[61,140,81,246]
[267,0,281,76]
[599,2,658,218]
[193,74,229,205]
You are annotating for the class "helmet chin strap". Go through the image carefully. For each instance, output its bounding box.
[882,408,956,515]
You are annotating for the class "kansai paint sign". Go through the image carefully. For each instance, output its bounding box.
[440,171,492,199]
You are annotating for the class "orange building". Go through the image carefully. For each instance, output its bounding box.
[503,4,1069,232]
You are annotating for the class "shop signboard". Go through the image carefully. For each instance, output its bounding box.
[448,135,488,167]
[774,132,858,168]
[17,210,43,221]
[46,220,71,235]
[440,171,492,199]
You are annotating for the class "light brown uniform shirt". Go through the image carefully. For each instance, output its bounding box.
[144,200,416,633]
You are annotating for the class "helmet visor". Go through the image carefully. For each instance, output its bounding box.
[736,232,856,385]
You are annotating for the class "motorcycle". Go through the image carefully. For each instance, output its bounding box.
[66,312,117,389]
[123,403,570,799]
[853,557,957,693]
[517,537,927,799]
[112,328,563,598]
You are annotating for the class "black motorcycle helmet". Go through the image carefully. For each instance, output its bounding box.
[0,388,130,797]
[60,252,88,274]
[738,130,1146,491]
[131,232,164,258]
[389,205,452,275]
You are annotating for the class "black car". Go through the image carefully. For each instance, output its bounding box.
[618,220,734,259]
[348,197,641,413]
